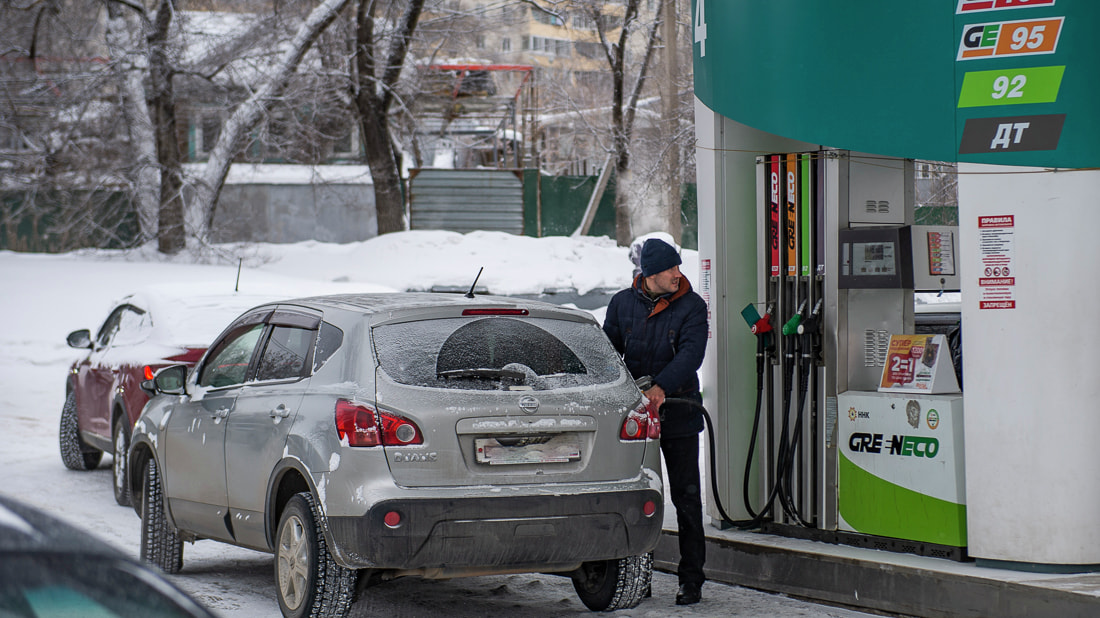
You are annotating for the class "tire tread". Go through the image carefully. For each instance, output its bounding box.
[59,390,102,471]
[140,458,183,574]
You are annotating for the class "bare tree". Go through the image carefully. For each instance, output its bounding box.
[535,0,663,246]
[351,0,426,235]
[0,0,138,252]
[192,0,354,234]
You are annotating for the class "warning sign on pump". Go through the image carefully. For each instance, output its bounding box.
[978,215,1015,310]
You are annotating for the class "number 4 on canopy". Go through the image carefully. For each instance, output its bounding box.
[694,0,707,57]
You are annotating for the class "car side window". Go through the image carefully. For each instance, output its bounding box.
[313,321,343,372]
[112,307,153,346]
[198,323,265,389]
[95,305,136,348]
[254,325,314,382]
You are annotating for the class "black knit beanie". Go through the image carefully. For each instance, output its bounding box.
[639,238,682,277]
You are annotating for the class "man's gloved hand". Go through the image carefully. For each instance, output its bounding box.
[643,384,666,414]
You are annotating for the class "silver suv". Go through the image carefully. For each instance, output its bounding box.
[129,294,663,617]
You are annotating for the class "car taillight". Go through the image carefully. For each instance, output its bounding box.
[335,400,424,447]
[620,403,659,441]
[379,412,423,445]
[335,400,381,447]
[646,405,661,440]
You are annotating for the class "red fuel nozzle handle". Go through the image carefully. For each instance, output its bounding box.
[752,314,773,335]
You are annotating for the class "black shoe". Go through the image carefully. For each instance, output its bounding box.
[675,583,701,605]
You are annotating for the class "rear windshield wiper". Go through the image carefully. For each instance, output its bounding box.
[437,368,527,381]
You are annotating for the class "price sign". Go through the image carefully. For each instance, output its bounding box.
[879,334,960,394]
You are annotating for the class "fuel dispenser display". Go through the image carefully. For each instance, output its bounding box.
[740,151,966,557]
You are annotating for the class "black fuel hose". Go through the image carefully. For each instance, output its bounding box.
[663,391,789,531]
[662,344,814,530]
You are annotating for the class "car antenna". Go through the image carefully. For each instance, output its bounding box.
[465,267,484,299]
[235,258,243,292]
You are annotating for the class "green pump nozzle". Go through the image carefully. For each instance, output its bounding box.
[782,300,807,336]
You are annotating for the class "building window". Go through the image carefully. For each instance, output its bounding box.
[331,122,359,159]
[533,7,565,26]
[476,34,485,49]
[597,14,623,30]
[525,36,572,57]
[190,111,223,159]
[574,41,602,59]
[501,37,511,52]
[572,12,596,29]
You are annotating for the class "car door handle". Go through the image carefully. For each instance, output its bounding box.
[270,405,291,419]
[212,407,231,420]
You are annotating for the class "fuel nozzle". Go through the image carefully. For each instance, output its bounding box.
[796,298,823,336]
[781,300,807,337]
[741,303,775,351]
[741,303,774,335]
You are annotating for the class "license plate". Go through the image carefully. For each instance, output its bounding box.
[475,434,581,465]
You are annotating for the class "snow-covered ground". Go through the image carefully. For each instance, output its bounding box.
[0,230,872,617]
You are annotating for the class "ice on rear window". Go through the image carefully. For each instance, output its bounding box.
[373,317,623,390]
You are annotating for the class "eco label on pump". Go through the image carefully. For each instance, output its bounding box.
[978,215,1016,309]
[769,156,781,277]
[878,334,961,394]
[785,154,798,277]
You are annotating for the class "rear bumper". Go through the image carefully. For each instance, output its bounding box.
[327,488,663,570]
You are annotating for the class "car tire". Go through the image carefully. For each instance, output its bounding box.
[571,553,652,611]
[112,413,131,507]
[275,493,356,618]
[140,458,183,574]
[59,390,103,471]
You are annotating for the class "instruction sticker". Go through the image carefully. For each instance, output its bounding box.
[978,215,1016,309]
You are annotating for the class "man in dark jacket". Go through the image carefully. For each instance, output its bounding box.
[603,238,708,605]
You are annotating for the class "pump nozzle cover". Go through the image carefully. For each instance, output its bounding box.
[741,303,762,327]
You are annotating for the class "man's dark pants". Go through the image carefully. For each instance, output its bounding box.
[660,434,706,587]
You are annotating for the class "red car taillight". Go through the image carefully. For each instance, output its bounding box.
[646,405,661,440]
[379,412,423,445]
[335,400,381,446]
[620,403,660,441]
[335,400,424,447]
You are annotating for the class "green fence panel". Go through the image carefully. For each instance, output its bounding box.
[1,190,138,253]
[523,170,698,249]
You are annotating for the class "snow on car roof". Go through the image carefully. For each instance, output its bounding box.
[115,280,393,347]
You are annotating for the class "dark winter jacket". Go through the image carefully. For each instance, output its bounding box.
[603,274,708,438]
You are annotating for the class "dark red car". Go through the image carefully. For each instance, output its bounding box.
[60,285,286,506]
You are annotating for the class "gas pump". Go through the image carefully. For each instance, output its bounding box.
[750,152,827,531]
[737,151,966,557]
